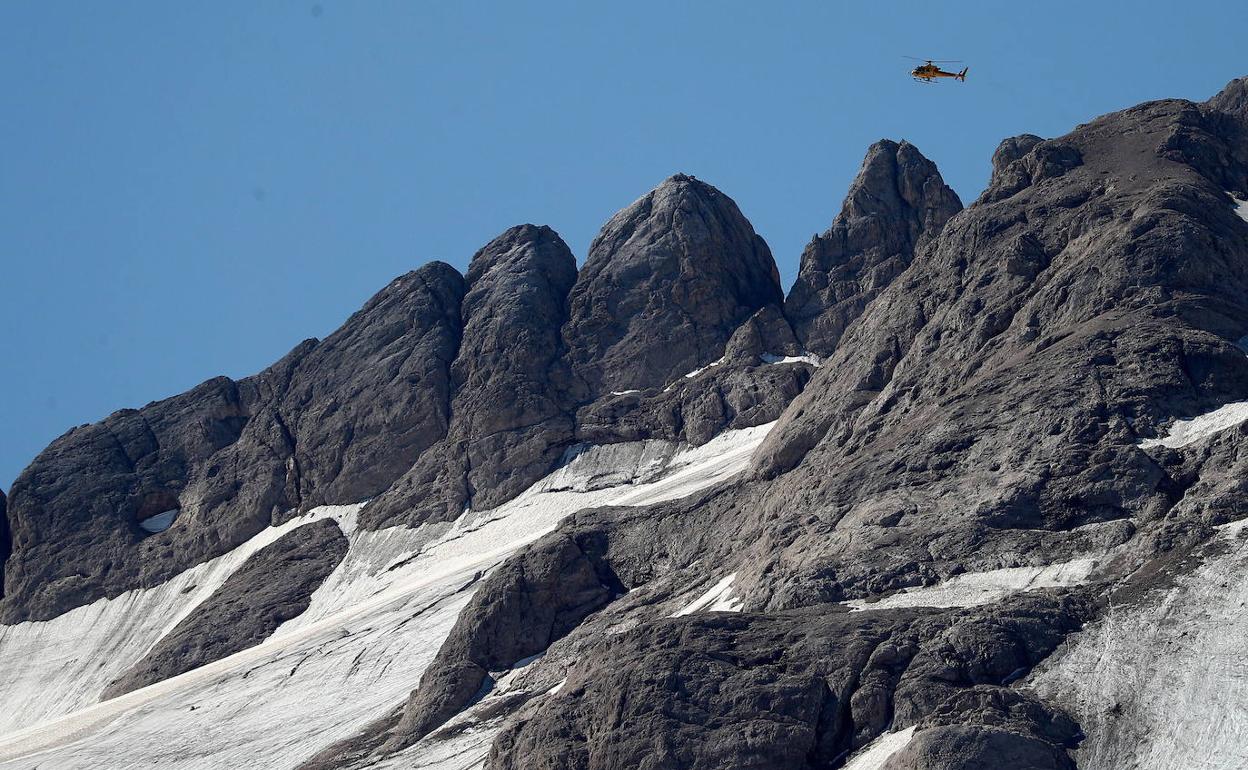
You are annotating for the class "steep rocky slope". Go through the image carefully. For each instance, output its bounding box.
[2,77,1247,770]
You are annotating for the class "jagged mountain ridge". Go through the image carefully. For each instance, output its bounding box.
[0,169,839,624]
[1,77,1247,770]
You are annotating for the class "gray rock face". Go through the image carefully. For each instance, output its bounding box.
[483,595,1088,770]
[0,491,7,599]
[362,226,578,528]
[268,263,466,512]
[102,518,347,699]
[722,304,803,363]
[990,134,1044,178]
[563,174,783,397]
[883,726,1074,770]
[2,261,464,623]
[785,140,963,355]
[573,303,811,448]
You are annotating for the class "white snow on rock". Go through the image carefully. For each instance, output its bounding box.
[846,558,1100,611]
[761,351,822,367]
[1029,524,1248,770]
[0,504,359,736]
[1139,401,1248,449]
[683,356,725,379]
[1233,195,1248,224]
[662,356,727,391]
[672,573,743,616]
[0,422,774,769]
[138,509,179,533]
[609,389,640,396]
[841,726,916,770]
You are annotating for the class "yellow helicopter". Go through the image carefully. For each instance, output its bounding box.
[905,57,968,83]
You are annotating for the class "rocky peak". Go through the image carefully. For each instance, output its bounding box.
[361,224,579,528]
[269,259,466,509]
[562,174,783,397]
[990,134,1044,178]
[785,139,962,355]
[1208,75,1248,124]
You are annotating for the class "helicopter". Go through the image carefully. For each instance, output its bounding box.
[905,57,968,83]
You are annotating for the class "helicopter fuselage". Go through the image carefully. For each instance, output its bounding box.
[911,63,967,82]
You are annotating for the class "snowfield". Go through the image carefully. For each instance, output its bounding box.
[846,558,1101,611]
[1139,400,1248,449]
[760,351,822,367]
[1234,195,1248,224]
[0,422,774,769]
[1029,523,1248,770]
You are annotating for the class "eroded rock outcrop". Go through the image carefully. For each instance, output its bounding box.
[485,595,1088,770]
[785,140,963,355]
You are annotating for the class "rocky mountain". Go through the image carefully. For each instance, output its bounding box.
[1,77,1248,770]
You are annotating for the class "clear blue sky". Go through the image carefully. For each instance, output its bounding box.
[2,1,1245,491]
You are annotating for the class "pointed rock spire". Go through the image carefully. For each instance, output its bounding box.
[563,174,783,397]
[785,140,962,356]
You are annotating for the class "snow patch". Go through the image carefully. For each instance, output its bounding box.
[138,509,179,533]
[842,726,917,770]
[1233,195,1248,224]
[663,356,727,391]
[672,573,743,616]
[847,558,1100,611]
[609,389,640,396]
[683,356,725,379]
[1139,401,1248,449]
[760,351,822,367]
